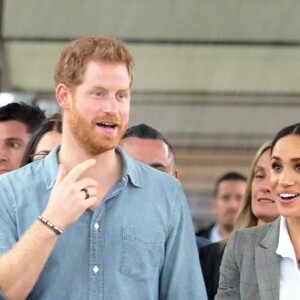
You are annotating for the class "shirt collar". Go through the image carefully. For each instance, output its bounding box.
[116,145,141,188]
[209,224,222,243]
[276,216,296,261]
[42,145,142,191]
[43,145,60,190]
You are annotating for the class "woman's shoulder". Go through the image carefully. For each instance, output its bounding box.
[230,218,280,248]
[237,220,274,235]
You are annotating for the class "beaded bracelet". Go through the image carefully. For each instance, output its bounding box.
[38,215,63,235]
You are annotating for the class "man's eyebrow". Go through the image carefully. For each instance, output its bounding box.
[5,137,24,142]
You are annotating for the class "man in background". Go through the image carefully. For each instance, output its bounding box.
[0,102,46,174]
[119,123,179,178]
[197,172,247,242]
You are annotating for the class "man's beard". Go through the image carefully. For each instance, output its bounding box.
[68,105,127,156]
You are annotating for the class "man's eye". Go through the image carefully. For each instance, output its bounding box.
[117,93,127,100]
[221,196,230,202]
[10,142,20,149]
[95,91,103,97]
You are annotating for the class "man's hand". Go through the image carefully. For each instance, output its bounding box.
[42,159,98,230]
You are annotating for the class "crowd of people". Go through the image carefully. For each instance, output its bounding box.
[0,35,298,299]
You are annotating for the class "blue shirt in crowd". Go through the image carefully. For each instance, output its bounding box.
[0,146,207,300]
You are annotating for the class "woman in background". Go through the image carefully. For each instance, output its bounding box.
[200,140,279,300]
[216,123,300,299]
[235,140,278,228]
[20,112,62,165]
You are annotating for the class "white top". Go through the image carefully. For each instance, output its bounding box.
[209,224,222,243]
[276,216,300,300]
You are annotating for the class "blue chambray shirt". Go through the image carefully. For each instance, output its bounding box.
[0,146,207,300]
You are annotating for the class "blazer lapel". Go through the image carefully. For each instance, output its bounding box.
[255,218,281,300]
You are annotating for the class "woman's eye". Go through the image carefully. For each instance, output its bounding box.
[255,173,264,179]
[271,162,282,171]
[295,164,300,171]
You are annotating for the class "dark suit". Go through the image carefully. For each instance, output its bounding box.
[215,218,281,300]
[196,223,214,239]
[196,236,211,249]
[199,242,225,300]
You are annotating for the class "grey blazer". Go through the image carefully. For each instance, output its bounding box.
[215,217,281,300]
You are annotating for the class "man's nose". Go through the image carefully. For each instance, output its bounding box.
[0,145,8,162]
[230,198,241,210]
[102,97,118,114]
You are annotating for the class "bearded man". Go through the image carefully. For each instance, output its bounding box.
[0,36,207,300]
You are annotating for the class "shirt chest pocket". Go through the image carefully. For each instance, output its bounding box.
[120,226,165,282]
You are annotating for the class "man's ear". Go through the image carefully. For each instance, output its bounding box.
[56,83,72,110]
[173,169,179,179]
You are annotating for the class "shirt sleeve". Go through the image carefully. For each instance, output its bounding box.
[159,183,208,300]
[0,180,18,255]
[215,230,241,300]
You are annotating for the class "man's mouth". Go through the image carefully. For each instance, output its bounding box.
[96,122,117,129]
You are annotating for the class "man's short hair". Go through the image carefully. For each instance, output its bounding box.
[0,102,46,134]
[123,123,166,141]
[54,36,134,88]
[122,123,176,165]
[122,123,173,151]
[213,172,247,198]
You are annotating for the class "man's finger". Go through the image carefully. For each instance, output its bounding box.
[61,159,96,185]
[54,164,67,187]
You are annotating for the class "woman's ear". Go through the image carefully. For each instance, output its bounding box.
[56,84,72,110]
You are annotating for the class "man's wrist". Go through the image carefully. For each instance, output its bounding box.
[38,216,63,235]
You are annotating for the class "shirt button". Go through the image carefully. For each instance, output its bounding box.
[93,265,99,273]
[94,223,99,230]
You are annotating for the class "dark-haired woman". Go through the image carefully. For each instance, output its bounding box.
[20,113,62,166]
[216,123,300,300]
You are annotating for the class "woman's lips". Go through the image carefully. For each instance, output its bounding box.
[258,198,275,203]
[276,193,300,204]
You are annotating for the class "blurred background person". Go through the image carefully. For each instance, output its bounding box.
[199,140,279,299]
[20,113,62,166]
[120,123,179,178]
[196,172,247,242]
[0,102,46,174]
